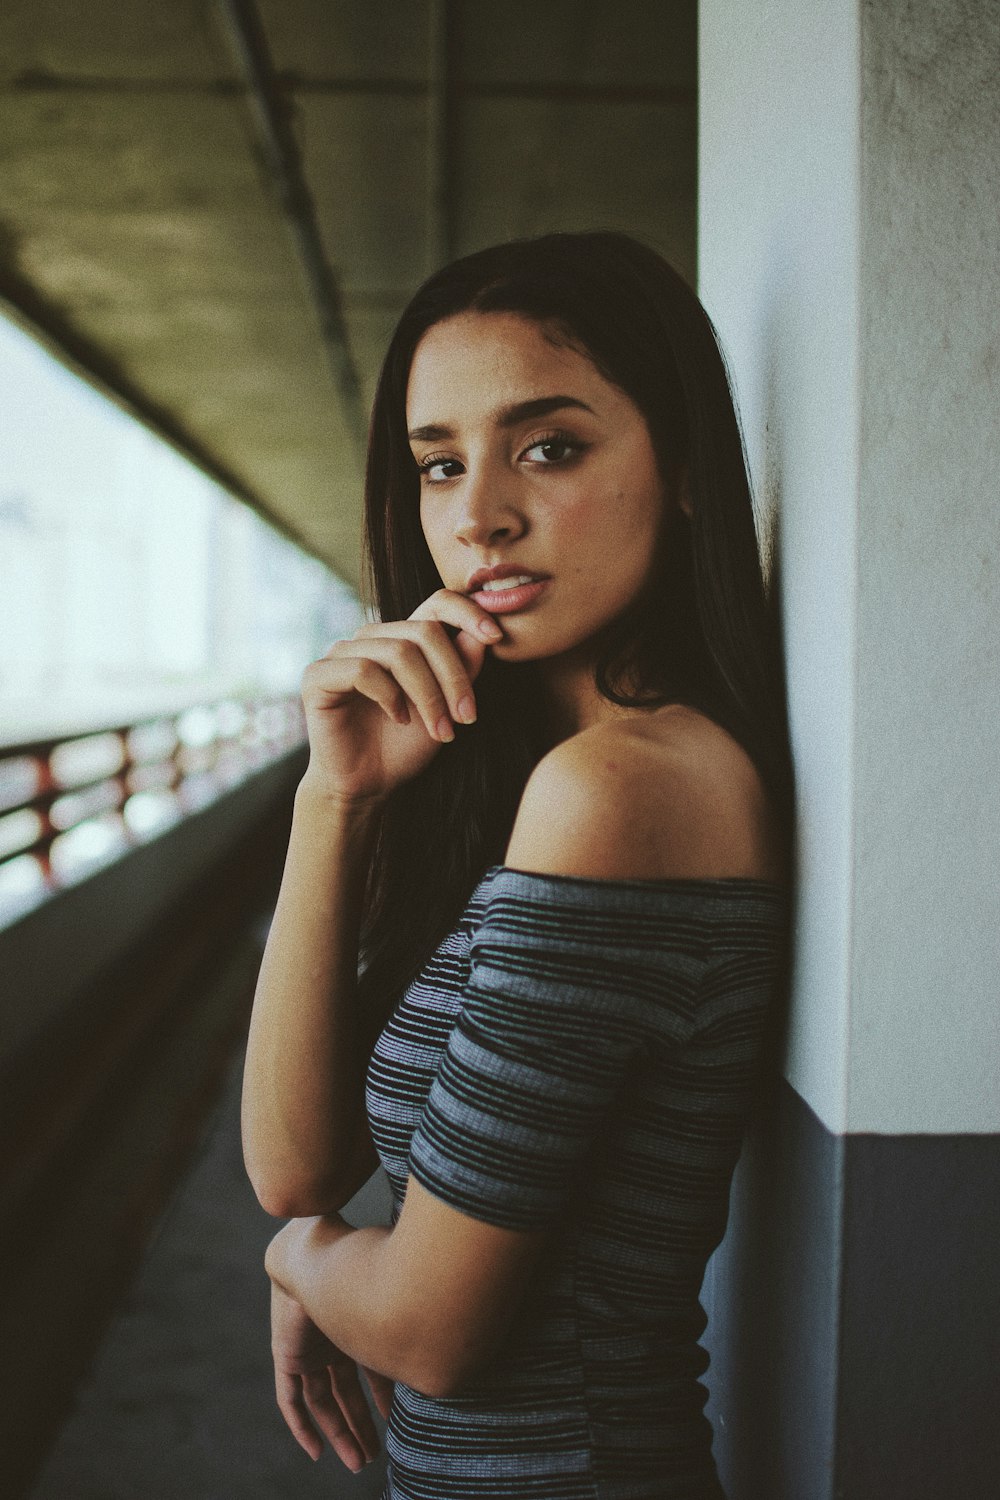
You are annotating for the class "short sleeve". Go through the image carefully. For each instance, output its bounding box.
[406,866,716,1232]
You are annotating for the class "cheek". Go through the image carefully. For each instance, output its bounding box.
[563,483,659,564]
[622,468,666,548]
[552,485,619,548]
[419,501,446,562]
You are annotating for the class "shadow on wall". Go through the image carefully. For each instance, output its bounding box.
[702,1070,843,1500]
[703,288,842,1500]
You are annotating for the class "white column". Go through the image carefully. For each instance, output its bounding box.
[699,0,1000,1137]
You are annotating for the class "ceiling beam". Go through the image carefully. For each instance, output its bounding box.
[214,0,368,460]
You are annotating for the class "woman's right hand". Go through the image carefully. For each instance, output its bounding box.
[297,588,505,807]
[271,1281,392,1469]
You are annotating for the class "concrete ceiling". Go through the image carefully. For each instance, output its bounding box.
[0,0,696,589]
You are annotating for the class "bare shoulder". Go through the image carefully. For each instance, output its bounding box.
[505,705,786,883]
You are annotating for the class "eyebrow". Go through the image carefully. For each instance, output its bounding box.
[407,395,595,444]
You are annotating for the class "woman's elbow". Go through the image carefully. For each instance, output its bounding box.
[242,1120,376,1218]
[247,1167,344,1220]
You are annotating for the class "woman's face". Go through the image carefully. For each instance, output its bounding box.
[406,310,683,671]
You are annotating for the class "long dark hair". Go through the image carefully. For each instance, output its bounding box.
[356,231,793,1039]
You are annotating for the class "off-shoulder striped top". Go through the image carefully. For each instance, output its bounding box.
[364,863,788,1500]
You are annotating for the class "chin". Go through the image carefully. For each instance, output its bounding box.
[492,625,595,666]
[489,635,534,660]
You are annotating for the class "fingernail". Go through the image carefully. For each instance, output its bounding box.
[436,716,455,742]
[456,694,476,723]
[478,618,503,639]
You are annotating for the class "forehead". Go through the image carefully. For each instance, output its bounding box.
[405,311,603,426]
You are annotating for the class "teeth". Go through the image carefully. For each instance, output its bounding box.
[479,574,536,591]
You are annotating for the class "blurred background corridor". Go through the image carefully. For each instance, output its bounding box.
[0,3,695,1494]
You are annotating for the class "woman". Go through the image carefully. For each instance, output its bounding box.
[242,231,793,1499]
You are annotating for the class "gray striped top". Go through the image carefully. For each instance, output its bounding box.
[365,863,788,1499]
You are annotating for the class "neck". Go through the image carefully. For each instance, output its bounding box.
[536,653,626,738]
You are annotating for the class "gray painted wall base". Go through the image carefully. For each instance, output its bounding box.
[703,1077,999,1499]
[838,1131,1000,1497]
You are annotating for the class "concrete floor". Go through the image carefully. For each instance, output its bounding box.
[29,1044,391,1500]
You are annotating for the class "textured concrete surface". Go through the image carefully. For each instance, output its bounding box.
[0,0,696,585]
[29,1043,389,1499]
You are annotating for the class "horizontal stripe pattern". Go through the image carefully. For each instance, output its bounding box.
[365,864,787,1499]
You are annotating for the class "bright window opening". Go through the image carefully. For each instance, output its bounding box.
[0,314,361,743]
[0,313,364,926]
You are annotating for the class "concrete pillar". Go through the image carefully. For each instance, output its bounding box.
[697,2,1000,1496]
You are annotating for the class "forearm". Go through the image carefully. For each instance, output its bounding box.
[242,781,381,1214]
[267,1216,434,1391]
[266,1176,527,1400]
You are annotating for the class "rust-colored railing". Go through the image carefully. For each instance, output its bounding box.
[0,695,306,926]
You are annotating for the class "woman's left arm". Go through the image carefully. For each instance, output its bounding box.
[266,1182,549,1398]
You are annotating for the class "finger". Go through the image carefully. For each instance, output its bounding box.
[274,1371,323,1462]
[330,638,460,743]
[407,587,505,644]
[304,655,410,726]
[450,627,489,683]
[327,1355,381,1460]
[300,1370,367,1473]
[361,1365,396,1421]
[354,620,486,724]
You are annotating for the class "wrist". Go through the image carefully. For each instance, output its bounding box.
[266,1213,353,1279]
[291,781,385,862]
[266,1214,355,1295]
[265,1219,302,1286]
[294,774,388,823]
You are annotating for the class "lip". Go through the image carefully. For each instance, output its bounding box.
[464,562,550,593]
[469,577,550,614]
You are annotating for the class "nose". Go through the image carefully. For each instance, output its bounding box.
[451,462,526,547]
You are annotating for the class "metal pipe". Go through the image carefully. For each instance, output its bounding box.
[215,0,368,459]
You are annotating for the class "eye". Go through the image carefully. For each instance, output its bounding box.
[520,432,584,465]
[417,454,465,484]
